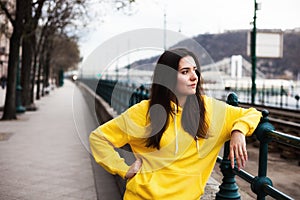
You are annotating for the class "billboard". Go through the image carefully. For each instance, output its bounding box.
[247,31,283,58]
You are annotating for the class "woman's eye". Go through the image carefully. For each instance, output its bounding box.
[182,70,188,74]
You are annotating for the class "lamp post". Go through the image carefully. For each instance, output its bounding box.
[163,5,167,50]
[16,55,25,113]
[251,0,260,105]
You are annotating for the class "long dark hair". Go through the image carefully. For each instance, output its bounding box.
[146,48,208,149]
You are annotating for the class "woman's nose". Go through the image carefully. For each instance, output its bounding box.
[190,71,198,81]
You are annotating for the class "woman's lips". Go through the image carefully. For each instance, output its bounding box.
[189,84,196,88]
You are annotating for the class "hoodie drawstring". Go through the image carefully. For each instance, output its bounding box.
[195,136,200,153]
[174,106,178,155]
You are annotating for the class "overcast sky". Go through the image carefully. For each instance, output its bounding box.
[79,0,300,61]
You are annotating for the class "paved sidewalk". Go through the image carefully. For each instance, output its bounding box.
[0,80,97,200]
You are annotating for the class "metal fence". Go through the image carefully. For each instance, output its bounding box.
[216,92,300,200]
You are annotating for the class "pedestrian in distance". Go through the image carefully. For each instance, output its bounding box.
[0,75,7,89]
[89,48,262,200]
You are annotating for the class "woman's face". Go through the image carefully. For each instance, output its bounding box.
[175,56,198,98]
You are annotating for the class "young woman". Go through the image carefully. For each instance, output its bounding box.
[89,48,261,200]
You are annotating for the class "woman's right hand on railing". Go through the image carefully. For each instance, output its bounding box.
[229,130,248,170]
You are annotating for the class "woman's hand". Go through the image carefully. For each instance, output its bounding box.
[229,130,248,170]
[125,158,142,179]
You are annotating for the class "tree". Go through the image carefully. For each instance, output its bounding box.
[21,0,45,109]
[34,0,88,99]
[0,0,27,120]
[0,0,136,119]
[50,35,81,80]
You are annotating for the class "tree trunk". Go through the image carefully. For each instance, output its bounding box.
[21,34,34,107]
[30,45,38,104]
[36,49,44,100]
[1,0,25,120]
[42,43,51,96]
[21,0,34,108]
[2,31,20,119]
[31,25,45,104]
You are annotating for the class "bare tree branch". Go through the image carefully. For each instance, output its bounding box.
[0,0,15,27]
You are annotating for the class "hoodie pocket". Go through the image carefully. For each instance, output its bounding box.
[126,171,156,200]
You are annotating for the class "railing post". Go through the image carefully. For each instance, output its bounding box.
[139,85,149,100]
[295,94,299,109]
[280,85,284,108]
[216,92,241,200]
[251,110,274,200]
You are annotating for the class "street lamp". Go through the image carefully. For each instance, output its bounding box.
[251,0,261,105]
[163,5,167,50]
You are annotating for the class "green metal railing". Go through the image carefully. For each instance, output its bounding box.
[216,92,300,200]
[227,85,299,109]
[80,79,299,199]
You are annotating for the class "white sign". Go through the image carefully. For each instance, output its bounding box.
[247,31,283,58]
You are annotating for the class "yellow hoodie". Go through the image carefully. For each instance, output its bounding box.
[89,96,261,200]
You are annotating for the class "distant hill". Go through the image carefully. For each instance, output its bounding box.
[192,29,300,79]
[129,29,300,80]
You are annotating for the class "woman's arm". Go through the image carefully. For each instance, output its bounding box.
[89,117,131,179]
[89,100,149,179]
[226,106,262,170]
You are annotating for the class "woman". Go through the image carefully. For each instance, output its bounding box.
[89,48,261,199]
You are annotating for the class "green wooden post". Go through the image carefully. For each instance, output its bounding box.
[216,92,241,200]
